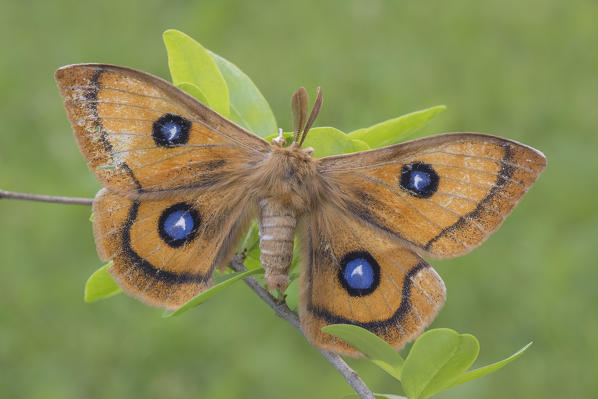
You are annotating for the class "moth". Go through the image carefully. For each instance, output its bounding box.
[55,64,546,356]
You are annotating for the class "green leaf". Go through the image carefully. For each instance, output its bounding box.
[322,324,404,380]
[401,329,479,399]
[449,342,532,388]
[238,221,260,252]
[243,245,262,271]
[348,105,446,148]
[84,262,121,302]
[284,275,299,311]
[163,268,264,317]
[208,50,277,137]
[238,222,262,272]
[351,138,371,152]
[343,395,406,399]
[163,29,229,116]
[304,127,369,158]
[175,82,208,104]
[289,236,302,272]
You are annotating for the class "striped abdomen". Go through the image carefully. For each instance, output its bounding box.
[258,198,296,291]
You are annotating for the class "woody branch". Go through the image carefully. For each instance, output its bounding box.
[0,188,376,399]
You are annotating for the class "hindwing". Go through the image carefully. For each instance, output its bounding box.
[93,188,252,310]
[299,205,446,355]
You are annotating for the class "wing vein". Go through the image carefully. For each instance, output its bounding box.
[354,173,471,251]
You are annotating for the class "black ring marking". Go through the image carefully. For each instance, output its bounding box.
[305,229,429,333]
[158,202,200,248]
[152,113,191,147]
[121,202,208,284]
[338,251,381,296]
[400,162,439,198]
[305,233,430,335]
[424,144,514,250]
[311,263,427,331]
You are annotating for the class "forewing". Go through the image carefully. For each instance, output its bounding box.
[55,63,270,197]
[93,187,252,310]
[299,206,446,356]
[317,133,546,258]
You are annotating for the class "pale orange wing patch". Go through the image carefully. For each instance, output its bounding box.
[318,133,546,258]
[92,187,252,310]
[55,64,270,197]
[299,205,446,356]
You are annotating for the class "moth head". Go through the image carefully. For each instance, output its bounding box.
[271,128,314,158]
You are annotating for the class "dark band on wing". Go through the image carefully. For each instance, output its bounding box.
[84,67,113,153]
[304,230,428,333]
[121,201,211,285]
[424,143,514,250]
[346,190,407,241]
[117,156,227,195]
[125,159,230,194]
[81,67,143,192]
[120,163,143,192]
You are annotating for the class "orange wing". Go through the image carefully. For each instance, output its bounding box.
[55,63,271,198]
[299,205,445,356]
[317,133,546,258]
[93,188,252,310]
[56,64,270,309]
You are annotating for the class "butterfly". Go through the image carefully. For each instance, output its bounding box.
[55,63,546,356]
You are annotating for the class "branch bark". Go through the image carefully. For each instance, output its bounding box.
[229,256,375,399]
[3,189,376,399]
[0,189,93,206]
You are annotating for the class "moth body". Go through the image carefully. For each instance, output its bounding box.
[258,197,296,291]
[254,142,323,291]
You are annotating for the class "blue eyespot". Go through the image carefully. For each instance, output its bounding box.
[344,258,374,289]
[339,251,380,296]
[158,203,200,248]
[164,210,194,240]
[152,113,191,147]
[410,170,431,191]
[400,162,439,198]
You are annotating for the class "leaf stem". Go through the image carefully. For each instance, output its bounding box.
[0,189,93,206]
[3,190,376,399]
[230,255,375,399]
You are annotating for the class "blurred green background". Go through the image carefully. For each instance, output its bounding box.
[1,0,596,398]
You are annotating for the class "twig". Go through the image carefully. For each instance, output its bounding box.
[0,189,93,206]
[230,256,376,399]
[4,190,376,399]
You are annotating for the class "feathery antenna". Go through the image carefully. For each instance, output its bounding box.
[298,87,322,147]
[291,87,309,144]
